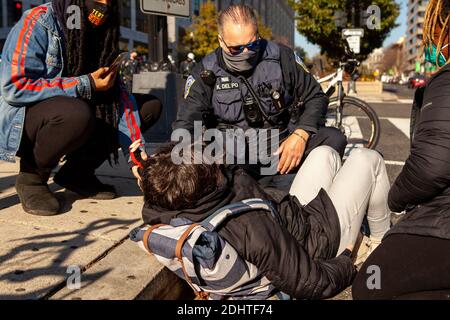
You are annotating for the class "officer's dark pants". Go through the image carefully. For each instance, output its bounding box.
[17,94,162,179]
[253,126,347,191]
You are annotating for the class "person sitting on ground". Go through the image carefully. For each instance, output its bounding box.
[352,0,450,300]
[0,0,162,216]
[132,141,391,299]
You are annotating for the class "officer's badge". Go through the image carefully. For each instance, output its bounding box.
[295,53,310,74]
[184,75,196,99]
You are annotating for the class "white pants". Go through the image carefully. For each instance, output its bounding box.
[289,146,391,256]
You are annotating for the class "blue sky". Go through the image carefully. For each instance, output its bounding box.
[295,0,408,58]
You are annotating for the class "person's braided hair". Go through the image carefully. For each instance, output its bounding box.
[63,0,121,163]
[423,0,450,66]
[66,0,120,76]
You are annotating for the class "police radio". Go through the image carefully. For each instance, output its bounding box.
[200,70,217,87]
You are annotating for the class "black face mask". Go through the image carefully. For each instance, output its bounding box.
[86,1,109,27]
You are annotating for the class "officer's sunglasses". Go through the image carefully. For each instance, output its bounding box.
[220,35,262,56]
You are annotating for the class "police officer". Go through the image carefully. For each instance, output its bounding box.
[174,4,346,186]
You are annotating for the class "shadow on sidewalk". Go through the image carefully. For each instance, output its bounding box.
[0,216,140,300]
[0,177,143,213]
[0,174,17,194]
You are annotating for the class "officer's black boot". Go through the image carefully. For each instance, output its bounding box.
[15,159,60,216]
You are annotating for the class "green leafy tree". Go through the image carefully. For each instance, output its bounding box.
[288,0,400,61]
[182,1,219,59]
[182,1,273,60]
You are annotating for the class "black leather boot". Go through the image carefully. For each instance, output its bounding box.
[15,171,60,216]
[54,165,117,200]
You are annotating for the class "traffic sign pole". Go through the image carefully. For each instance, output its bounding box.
[141,0,191,65]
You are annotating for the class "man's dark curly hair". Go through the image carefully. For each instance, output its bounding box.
[141,144,222,211]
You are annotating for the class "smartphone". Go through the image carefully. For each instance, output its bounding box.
[105,52,129,75]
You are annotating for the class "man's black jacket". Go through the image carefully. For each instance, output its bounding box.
[142,166,356,300]
[387,63,450,240]
[173,43,328,135]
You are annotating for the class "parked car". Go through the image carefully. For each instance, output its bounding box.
[408,74,427,89]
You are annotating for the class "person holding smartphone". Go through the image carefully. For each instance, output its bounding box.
[0,0,162,216]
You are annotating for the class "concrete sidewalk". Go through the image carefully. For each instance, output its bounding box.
[0,148,188,300]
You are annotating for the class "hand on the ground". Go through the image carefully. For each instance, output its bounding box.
[129,139,148,190]
[275,129,309,174]
[90,67,117,91]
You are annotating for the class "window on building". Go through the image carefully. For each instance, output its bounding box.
[135,0,149,32]
[121,0,132,28]
[119,38,129,51]
[193,0,201,16]
[134,41,149,56]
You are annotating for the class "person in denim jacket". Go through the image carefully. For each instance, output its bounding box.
[0,1,161,216]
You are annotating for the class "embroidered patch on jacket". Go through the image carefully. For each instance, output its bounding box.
[184,75,196,99]
[295,53,310,74]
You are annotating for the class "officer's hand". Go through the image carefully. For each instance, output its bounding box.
[275,129,309,174]
[90,67,117,92]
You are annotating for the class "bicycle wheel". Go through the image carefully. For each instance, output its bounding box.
[326,96,381,150]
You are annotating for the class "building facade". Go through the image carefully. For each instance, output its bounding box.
[1,0,295,63]
[216,0,295,47]
[406,0,427,73]
[171,0,295,63]
[0,0,150,53]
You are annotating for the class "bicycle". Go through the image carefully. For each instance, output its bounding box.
[317,47,381,150]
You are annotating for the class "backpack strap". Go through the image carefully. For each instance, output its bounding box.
[201,198,281,231]
[142,224,166,254]
[174,223,210,300]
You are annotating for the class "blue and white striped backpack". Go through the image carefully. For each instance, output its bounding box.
[130,198,288,300]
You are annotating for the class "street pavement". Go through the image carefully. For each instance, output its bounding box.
[358,84,414,185]
[345,100,412,185]
[0,85,415,300]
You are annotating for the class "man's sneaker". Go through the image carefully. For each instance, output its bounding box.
[54,172,117,200]
[15,172,60,216]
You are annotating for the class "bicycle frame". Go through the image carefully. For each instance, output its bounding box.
[318,65,346,129]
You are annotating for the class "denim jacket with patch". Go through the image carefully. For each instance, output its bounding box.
[0,3,144,164]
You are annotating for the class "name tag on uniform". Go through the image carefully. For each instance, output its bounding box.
[216,77,240,91]
[216,82,240,91]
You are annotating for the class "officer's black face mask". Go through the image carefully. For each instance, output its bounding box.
[86,1,110,27]
[222,46,260,73]
[222,50,258,73]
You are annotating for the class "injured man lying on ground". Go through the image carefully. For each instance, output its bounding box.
[129,143,391,300]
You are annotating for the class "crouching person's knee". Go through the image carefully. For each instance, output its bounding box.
[348,148,383,166]
[59,97,95,141]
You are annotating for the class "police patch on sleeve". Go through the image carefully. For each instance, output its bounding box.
[184,75,196,99]
[295,53,310,74]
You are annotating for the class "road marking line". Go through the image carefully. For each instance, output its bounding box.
[386,118,411,139]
